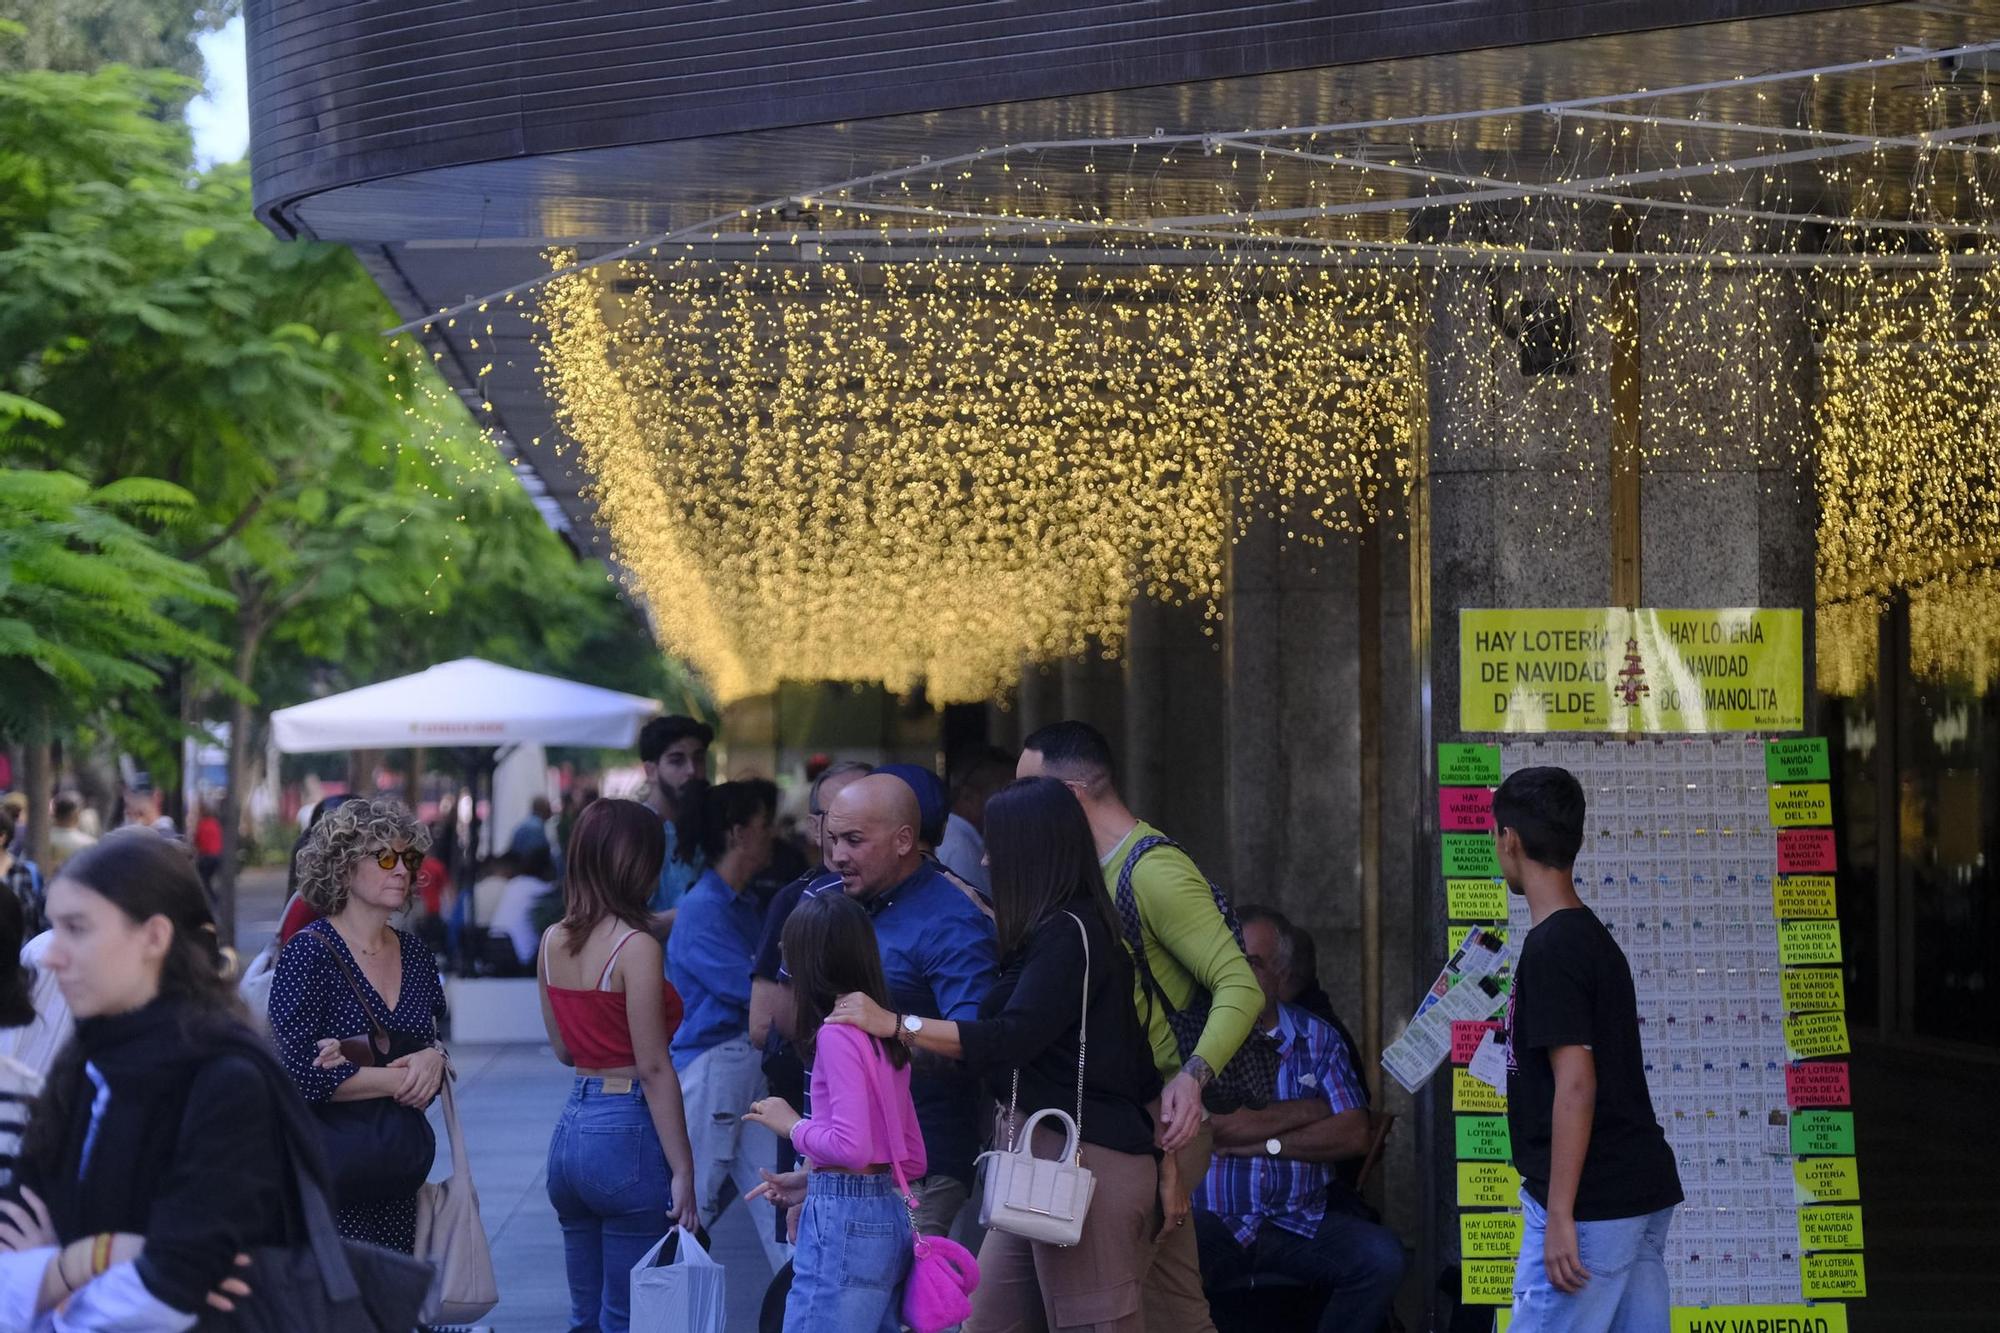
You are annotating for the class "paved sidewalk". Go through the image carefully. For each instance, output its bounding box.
[443,1044,780,1332]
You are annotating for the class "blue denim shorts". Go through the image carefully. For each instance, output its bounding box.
[1511,1189,1676,1333]
[783,1172,911,1333]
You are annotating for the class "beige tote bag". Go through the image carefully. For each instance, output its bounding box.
[414,1068,499,1323]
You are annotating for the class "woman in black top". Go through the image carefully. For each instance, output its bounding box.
[830,776,1163,1332]
[271,796,447,1254]
[0,829,295,1328]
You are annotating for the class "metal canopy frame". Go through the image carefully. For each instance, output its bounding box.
[387,36,2000,335]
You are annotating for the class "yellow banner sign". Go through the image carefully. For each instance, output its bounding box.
[1799,1204,1865,1252]
[1773,875,1837,919]
[1447,879,1510,921]
[1452,1067,1507,1114]
[1460,1258,1515,1305]
[1802,1252,1867,1300]
[1672,1306,1848,1333]
[1779,921,1843,966]
[1456,1161,1520,1209]
[1767,783,1833,828]
[1781,968,1846,1015]
[1795,1155,1861,1203]
[1786,1011,1852,1059]
[1460,1210,1524,1257]
[1460,608,1804,733]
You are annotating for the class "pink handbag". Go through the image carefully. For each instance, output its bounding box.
[862,1036,981,1331]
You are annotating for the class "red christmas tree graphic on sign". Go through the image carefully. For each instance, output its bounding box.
[1615,637,1649,707]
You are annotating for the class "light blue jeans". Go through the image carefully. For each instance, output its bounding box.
[546,1077,677,1333]
[1510,1189,1675,1333]
[782,1171,912,1333]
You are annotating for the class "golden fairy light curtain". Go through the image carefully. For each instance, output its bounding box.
[540,260,1415,702]
[1813,259,2000,697]
[500,45,2000,703]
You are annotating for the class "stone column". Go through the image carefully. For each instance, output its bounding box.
[1224,514,1285,896]
[1062,641,1128,773]
[985,695,1021,753]
[1123,595,1230,871]
[1419,252,1618,1329]
[719,692,780,779]
[1419,221,1815,1321]
[1223,498,1412,1222]
[1015,661,1062,744]
[1636,251,1815,616]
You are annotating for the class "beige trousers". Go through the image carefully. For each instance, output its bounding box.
[963,1122,1218,1333]
[1142,1122,1217,1333]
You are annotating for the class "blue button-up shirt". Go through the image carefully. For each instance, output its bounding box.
[863,862,998,1185]
[650,819,705,916]
[1194,1002,1369,1246]
[666,868,763,1072]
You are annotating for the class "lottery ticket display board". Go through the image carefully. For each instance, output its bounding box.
[1424,737,1858,1328]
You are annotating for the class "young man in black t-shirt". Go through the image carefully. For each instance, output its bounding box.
[1495,766,1682,1333]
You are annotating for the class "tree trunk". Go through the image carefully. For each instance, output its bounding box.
[216,609,267,950]
[21,729,52,870]
[349,749,383,795]
[165,665,192,834]
[71,738,118,832]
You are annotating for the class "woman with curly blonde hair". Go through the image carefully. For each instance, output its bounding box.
[270,796,448,1254]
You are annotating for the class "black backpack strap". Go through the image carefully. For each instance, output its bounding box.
[1114,836,1179,1021]
[1116,833,1251,1015]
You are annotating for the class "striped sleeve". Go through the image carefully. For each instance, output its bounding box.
[0,1061,41,1186]
[1314,1022,1369,1115]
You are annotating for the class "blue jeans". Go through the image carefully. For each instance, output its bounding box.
[783,1172,911,1333]
[1194,1195,1407,1333]
[1510,1190,1675,1333]
[546,1077,678,1333]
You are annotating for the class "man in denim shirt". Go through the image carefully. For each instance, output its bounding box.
[822,774,997,1234]
[638,714,712,925]
[667,780,791,1274]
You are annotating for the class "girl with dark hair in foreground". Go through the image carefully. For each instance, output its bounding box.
[0,829,302,1329]
[745,891,924,1333]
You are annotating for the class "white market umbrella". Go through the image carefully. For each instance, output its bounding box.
[270,657,661,753]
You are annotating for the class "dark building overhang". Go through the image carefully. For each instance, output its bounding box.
[245,0,1997,550]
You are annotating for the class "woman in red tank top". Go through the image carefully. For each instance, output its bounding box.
[537,799,700,1333]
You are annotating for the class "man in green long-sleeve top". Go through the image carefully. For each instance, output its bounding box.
[1020,720,1262,1333]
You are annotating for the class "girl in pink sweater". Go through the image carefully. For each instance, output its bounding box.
[745,892,924,1333]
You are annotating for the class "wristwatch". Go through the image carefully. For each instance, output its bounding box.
[1264,1136,1283,1157]
[1183,1054,1215,1088]
[898,1013,924,1045]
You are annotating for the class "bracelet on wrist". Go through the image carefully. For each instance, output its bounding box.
[1182,1055,1214,1087]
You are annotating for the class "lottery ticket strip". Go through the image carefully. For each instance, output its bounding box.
[1383,737,1860,1332]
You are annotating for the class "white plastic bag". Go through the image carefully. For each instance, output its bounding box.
[630,1226,723,1332]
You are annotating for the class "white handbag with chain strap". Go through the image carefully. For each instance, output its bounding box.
[974,911,1097,1246]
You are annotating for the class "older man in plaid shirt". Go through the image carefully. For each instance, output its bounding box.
[1192,907,1406,1332]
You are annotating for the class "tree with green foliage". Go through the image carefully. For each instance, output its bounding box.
[0,392,228,864]
[0,60,700,937]
[0,2,236,83]
[0,63,398,909]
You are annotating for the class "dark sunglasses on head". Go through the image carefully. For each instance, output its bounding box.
[372,848,423,874]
